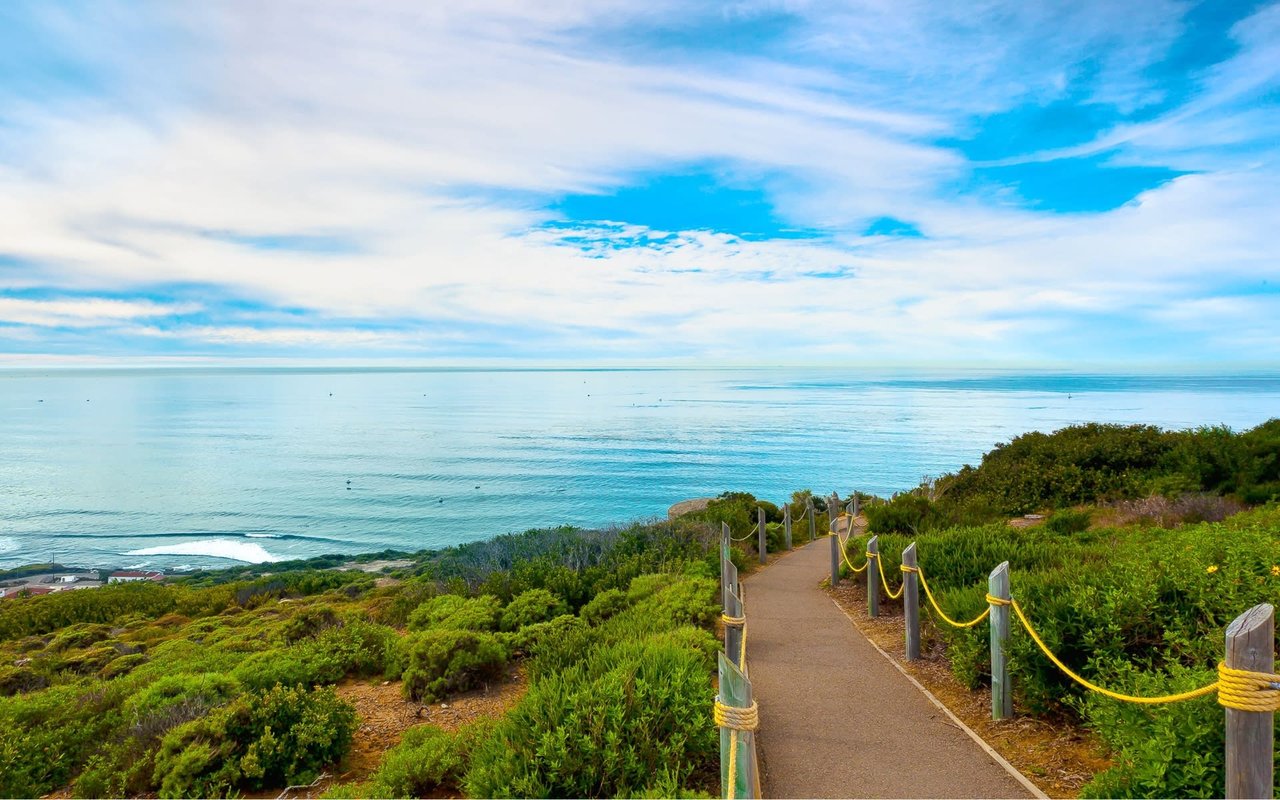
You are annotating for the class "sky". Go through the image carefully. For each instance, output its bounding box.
[0,1,1277,367]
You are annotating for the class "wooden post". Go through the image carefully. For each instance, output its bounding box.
[721,522,732,609]
[807,498,815,542]
[725,587,745,670]
[718,652,758,800]
[756,506,766,564]
[866,535,880,618]
[829,523,840,587]
[783,504,792,550]
[989,561,1012,720]
[853,491,859,519]
[903,543,920,660]
[1225,603,1274,799]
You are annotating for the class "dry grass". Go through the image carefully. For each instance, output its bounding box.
[829,580,1111,799]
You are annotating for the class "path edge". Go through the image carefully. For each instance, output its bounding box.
[827,597,1051,800]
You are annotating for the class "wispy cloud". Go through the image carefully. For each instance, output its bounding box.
[0,0,1276,365]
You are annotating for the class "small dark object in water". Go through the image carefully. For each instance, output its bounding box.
[475,485,480,489]
[438,498,444,503]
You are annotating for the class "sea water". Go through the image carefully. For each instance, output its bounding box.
[1,367,1277,570]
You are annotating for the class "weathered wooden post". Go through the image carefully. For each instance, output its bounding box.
[807,497,815,542]
[852,491,859,519]
[783,504,792,550]
[829,516,840,587]
[724,586,745,670]
[989,561,1012,720]
[717,652,758,800]
[720,522,733,610]
[756,506,766,564]
[866,535,880,617]
[903,543,920,660]
[1224,603,1274,799]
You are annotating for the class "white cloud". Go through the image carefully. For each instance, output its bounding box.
[0,297,200,328]
[0,1,1276,363]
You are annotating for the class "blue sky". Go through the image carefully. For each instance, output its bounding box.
[0,1,1277,366]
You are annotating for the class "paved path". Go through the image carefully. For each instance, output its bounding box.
[744,537,1035,799]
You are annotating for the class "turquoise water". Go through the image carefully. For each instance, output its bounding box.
[1,368,1277,570]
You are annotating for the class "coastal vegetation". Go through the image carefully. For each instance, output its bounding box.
[0,520,722,798]
[845,420,1280,798]
[0,419,1275,798]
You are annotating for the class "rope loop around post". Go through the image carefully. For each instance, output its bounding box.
[984,593,1012,607]
[1218,663,1280,712]
[721,612,746,628]
[714,699,760,731]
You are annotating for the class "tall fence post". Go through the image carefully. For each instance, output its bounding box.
[783,504,792,550]
[721,522,732,609]
[807,497,815,542]
[1224,603,1274,800]
[756,506,766,564]
[866,535,880,618]
[989,561,1012,720]
[852,491,859,519]
[903,543,920,660]
[829,517,840,587]
[717,652,758,800]
[724,586,744,669]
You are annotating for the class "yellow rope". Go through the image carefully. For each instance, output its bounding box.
[829,532,870,570]
[1010,599,1218,704]
[721,613,745,627]
[1218,663,1280,712]
[985,593,1011,607]
[715,699,759,799]
[873,551,905,600]
[730,522,758,542]
[916,567,990,628]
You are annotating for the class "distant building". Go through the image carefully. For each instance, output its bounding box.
[107,570,165,584]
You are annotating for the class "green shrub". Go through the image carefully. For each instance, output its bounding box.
[152,684,355,797]
[407,594,500,632]
[463,635,716,798]
[500,589,567,632]
[579,588,629,624]
[401,630,508,703]
[502,614,585,657]
[281,604,341,642]
[1045,508,1092,534]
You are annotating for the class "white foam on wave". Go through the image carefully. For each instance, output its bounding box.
[0,537,17,555]
[243,533,281,539]
[126,539,284,564]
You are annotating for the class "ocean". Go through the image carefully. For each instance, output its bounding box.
[1,367,1277,571]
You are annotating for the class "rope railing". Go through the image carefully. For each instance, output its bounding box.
[833,531,1280,714]
[828,519,1277,798]
[729,522,758,542]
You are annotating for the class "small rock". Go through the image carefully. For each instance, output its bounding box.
[440,703,449,708]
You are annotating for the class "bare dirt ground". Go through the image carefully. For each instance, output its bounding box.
[829,578,1111,798]
[272,666,529,799]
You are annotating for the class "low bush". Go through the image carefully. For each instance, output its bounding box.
[1045,508,1091,534]
[500,589,567,632]
[401,629,509,703]
[152,684,355,797]
[463,635,716,797]
[407,594,501,633]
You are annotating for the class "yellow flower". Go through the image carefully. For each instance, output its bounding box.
[1206,565,1219,574]
[1271,565,1279,577]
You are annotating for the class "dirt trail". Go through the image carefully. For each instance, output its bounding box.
[744,537,1038,799]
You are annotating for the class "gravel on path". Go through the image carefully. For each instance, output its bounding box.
[745,538,1036,799]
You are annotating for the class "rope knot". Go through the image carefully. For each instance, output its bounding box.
[714,699,759,731]
[900,565,920,574]
[865,551,877,559]
[984,593,1012,607]
[721,613,746,628]
[1217,662,1280,712]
